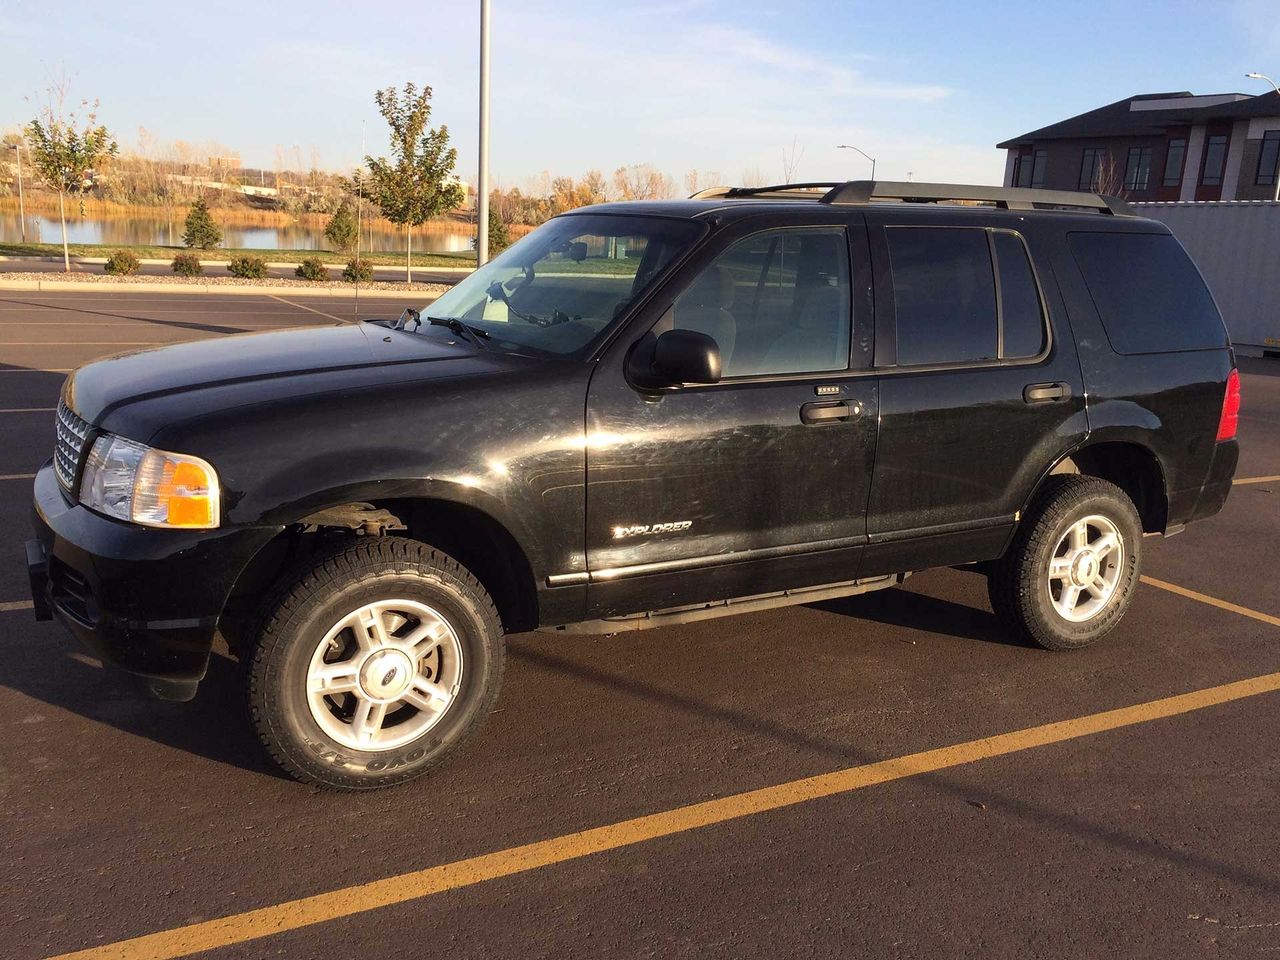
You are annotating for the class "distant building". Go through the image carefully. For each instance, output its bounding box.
[208,155,242,172]
[998,91,1280,201]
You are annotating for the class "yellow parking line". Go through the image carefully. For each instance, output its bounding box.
[1233,475,1280,485]
[0,600,33,612]
[1141,576,1280,628]
[47,669,1280,960]
[0,407,55,413]
[0,473,35,480]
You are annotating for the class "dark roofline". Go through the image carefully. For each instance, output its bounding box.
[997,90,1280,149]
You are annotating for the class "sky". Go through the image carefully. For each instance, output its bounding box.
[2,0,1277,191]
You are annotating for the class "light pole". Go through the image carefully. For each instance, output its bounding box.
[1246,72,1280,201]
[477,0,491,266]
[10,142,25,242]
[837,144,876,181]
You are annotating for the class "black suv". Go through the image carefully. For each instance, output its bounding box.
[28,181,1240,789]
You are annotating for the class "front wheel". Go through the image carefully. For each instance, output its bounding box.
[246,538,504,789]
[988,476,1142,650]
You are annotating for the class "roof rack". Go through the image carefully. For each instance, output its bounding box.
[690,182,840,200]
[690,180,1135,216]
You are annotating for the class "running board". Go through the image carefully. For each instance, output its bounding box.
[545,572,911,635]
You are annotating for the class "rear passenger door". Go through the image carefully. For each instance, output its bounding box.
[860,213,1088,576]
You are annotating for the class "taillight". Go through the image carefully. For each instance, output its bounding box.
[1216,368,1241,442]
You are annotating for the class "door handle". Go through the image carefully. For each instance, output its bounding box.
[800,401,858,424]
[1023,382,1071,404]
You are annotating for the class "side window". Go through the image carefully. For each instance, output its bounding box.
[1068,232,1227,355]
[668,228,851,378]
[886,227,1047,366]
[887,227,997,365]
[994,233,1046,359]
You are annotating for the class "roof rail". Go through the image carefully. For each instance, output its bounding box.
[690,182,841,200]
[820,180,1135,216]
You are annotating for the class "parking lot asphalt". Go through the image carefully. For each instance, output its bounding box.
[2,291,1278,960]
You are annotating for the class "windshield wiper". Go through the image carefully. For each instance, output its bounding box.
[425,316,490,349]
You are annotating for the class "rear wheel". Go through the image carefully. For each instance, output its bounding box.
[247,537,504,789]
[988,476,1142,650]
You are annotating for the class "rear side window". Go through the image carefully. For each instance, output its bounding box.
[1068,232,1227,354]
[994,233,1047,359]
[886,227,1046,366]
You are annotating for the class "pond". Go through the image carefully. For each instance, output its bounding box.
[0,211,477,254]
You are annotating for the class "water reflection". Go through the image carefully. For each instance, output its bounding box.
[0,212,476,254]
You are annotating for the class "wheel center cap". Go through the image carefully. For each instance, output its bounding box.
[1072,552,1098,587]
[359,649,415,700]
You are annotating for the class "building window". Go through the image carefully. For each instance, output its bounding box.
[1014,149,1048,189]
[1201,134,1228,186]
[1124,147,1153,191]
[1078,147,1104,190]
[1257,131,1280,187]
[1163,138,1187,187]
[1014,151,1032,188]
[1031,149,1047,188]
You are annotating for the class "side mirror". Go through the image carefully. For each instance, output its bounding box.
[566,241,588,262]
[652,329,721,386]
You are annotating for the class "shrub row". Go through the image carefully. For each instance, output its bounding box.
[102,253,380,284]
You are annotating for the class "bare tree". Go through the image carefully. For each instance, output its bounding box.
[781,137,804,183]
[1092,149,1127,197]
[610,163,673,201]
[740,167,768,188]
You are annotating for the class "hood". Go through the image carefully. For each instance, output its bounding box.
[64,322,496,427]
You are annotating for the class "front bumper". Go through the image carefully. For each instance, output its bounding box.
[29,461,276,699]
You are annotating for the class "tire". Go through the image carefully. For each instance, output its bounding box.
[988,475,1142,651]
[246,537,504,790]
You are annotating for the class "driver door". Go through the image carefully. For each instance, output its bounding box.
[584,217,879,618]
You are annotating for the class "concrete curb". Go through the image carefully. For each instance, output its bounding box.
[0,253,475,274]
[0,279,434,298]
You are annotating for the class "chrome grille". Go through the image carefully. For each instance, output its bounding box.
[54,401,92,493]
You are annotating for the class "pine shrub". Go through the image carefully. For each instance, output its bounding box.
[183,197,223,249]
[171,252,203,277]
[228,255,268,279]
[104,250,141,276]
[295,257,328,281]
[343,258,374,283]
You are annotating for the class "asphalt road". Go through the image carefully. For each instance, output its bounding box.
[0,257,468,285]
[2,290,1279,960]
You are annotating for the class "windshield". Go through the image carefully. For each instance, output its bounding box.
[419,213,704,357]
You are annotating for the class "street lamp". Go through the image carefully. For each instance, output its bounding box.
[9,142,24,242]
[1245,72,1280,201]
[837,144,876,181]
[477,0,491,266]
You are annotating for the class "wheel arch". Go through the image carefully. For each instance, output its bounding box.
[222,486,541,652]
[1031,439,1169,534]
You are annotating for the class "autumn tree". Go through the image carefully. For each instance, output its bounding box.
[365,82,465,281]
[25,79,117,270]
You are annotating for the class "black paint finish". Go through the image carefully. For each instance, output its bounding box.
[29,199,1238,690]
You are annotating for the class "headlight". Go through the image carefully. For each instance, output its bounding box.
[79,435,220,529]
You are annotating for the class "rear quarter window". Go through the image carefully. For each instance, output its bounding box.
[1068,232,1228,354]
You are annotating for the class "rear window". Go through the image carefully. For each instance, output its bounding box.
[1068,232,1227,354]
